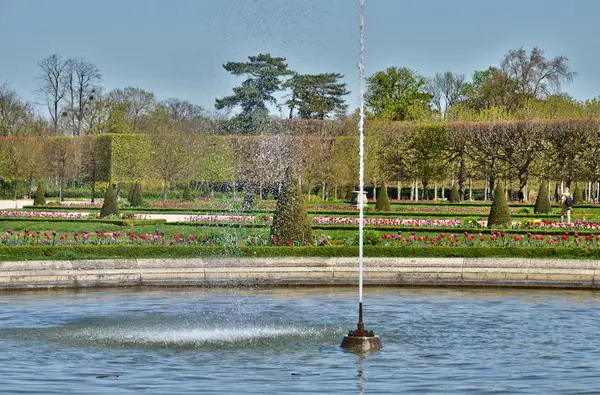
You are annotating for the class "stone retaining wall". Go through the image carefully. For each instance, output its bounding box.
[2,257,600,290]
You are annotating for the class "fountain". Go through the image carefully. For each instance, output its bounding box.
[340,0,382,352]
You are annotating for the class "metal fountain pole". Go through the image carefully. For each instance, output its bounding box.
[341,0,382,352]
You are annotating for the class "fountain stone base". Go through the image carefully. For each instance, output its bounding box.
[340,302,383,351]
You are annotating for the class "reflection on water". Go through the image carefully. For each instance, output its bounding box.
[2,286,600,394]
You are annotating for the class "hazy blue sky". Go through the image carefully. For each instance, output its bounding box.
[1,0,599,115]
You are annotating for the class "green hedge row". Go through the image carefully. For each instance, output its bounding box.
[0,217,167,226]
[169,221,600,236]
[0,245,599,261]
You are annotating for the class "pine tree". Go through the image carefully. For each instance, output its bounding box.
[573,183,584,205]
[375,182,391,211]
[487,182,511,227]
[534,181,551,214]
[449,183,460,203]
[270,167,313,246]
[33,182,46,206]
[100,183,120,218]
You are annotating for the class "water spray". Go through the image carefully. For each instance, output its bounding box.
[341,0,382,352]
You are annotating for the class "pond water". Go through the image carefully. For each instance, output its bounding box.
[1,286,600,394]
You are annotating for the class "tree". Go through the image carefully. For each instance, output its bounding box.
[64,58,102,136]
[128,182,144,207]
[0,83,31,136]
[158,98,209,133]
[285,73,349,119]
[501,46,575,105]
[428,71,467,117]
[365,67,431,121]
[270,166,312,245]
[107,87,156,132]
[215,53,291,132]
[488,182,511,227]
[534,180,551,214]
[37,54,71,134]
[44,137,80,201]
[0,138,33,199]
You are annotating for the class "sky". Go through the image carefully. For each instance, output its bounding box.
[1,0,599,116]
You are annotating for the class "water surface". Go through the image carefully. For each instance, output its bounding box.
[1,286,600,394]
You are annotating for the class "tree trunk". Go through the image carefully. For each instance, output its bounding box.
[162,182,168,202]
[59,179,64,202]
[458,151,466,201]
[397,181,401,200]
[488,176,495,201]
[469,178,473,201]
[415,179,419,201]
[91,181,96,203]
[13,179,18,201]
[434,182,438,200]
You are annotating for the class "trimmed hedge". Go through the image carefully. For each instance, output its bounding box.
[0,245,599,261]
[0,217,167,226]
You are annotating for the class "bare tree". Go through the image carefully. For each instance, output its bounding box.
[428,71,466,116]
[0,83,31,136]
[501,47,575,103]
[36,54,70,134]
[107,87,156,132]
[65,58,102,135]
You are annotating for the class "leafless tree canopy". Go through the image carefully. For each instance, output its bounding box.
[428,71,466,115]
[65,57,102,136]
[36,54,70,134]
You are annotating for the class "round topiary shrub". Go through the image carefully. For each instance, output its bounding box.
[33,181,46,206]
[270,166,312,246]
[534,181,551,214]
[449,183,460,202]
[573,183,584,205]
[375,182,391,211]
[487,182,511,228]
[129,182,144,207]
[100,183,120,218]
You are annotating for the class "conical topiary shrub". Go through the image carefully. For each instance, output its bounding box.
[534,181,551,214]
[449,183,460,202]
[345,186,354,202]
[270,166,313,246]
[182,184,193,202]
[375,182,391,211]
[33,181,46,206]
[573,183,584,205]
[128,183,144,207]
[100,183,120,218]
[487,182,511,228]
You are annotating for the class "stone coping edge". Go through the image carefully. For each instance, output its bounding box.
[1,257,600,290]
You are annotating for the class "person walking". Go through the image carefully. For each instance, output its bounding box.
[560,187,573,223]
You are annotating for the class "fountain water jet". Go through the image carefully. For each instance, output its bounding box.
[340,0,382,352]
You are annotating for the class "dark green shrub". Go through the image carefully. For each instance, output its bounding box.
[534,181,551,214]
[573,183,584,205]
[270,167,312,246]
[100,183,120,218]
[487,182,511,227]
[128,183,144,207]
[375,182,391,211]
[33,182,46,206]
[449,183,460,202]
[182,184,193,202]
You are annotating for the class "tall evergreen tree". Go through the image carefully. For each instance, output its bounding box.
[215,54,291,132]
[285,73,349,119]
[375,182,391,211]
